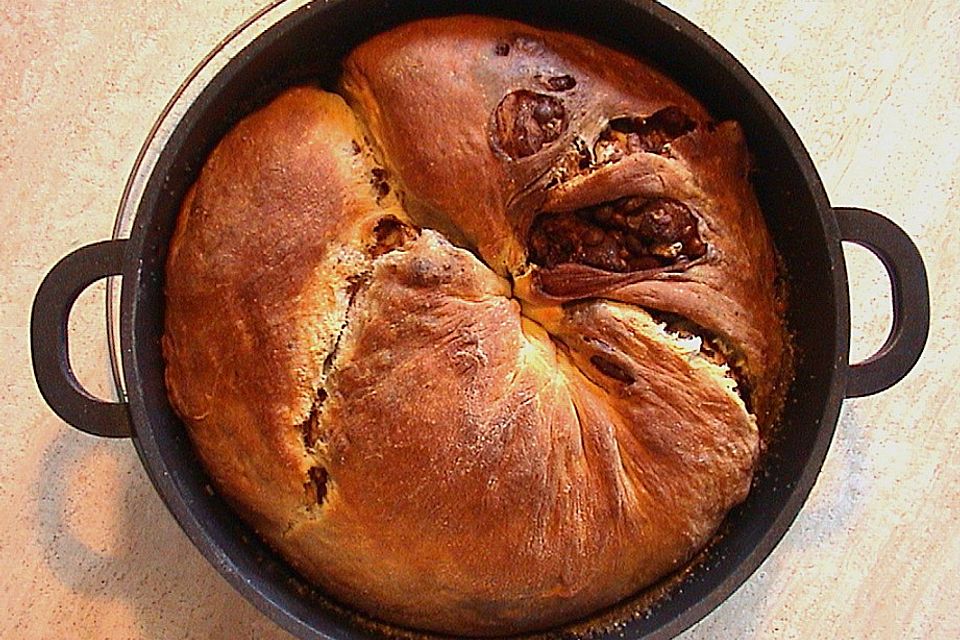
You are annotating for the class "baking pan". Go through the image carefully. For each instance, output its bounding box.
[30,1,929,638]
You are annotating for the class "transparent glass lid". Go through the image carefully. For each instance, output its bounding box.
[106,0,309,398]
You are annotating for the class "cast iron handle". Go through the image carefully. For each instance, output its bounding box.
[836,207,929,398]
[31,240,132,437]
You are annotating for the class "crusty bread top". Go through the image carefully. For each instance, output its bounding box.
[164,15,790,637]
[341,16,789,426]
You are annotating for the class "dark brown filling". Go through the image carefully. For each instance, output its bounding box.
[371,216,419,257]
[306,466,329,505]
[542,74,577,92]
[594,107,697,163]
[300,387,327,449]
[300,386,330,506]
[546,107,697,187]
[589,355,635,384]
[528,197,706,272]
[370,167,391,200]
[492,90,568,159]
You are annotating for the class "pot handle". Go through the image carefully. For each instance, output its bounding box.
[31,240,132,437]
[835,207,929,398]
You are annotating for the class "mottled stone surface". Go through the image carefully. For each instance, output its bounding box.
[2,1,957,638]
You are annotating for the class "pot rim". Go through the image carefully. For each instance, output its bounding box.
[114,1,850,638]
[106,0,308,398]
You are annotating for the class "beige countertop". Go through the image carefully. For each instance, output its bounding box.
[2,1,957,638]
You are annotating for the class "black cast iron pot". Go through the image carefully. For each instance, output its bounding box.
[30,1,930,638]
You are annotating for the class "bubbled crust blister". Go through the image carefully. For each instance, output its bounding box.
[164,15,789,638]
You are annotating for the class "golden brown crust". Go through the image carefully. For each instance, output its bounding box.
[342,16,789,425]
[281,234,755,634]
[163,15,790,637]
[341,15,709,275]
[163,87,410,535]
[545,122,789,424]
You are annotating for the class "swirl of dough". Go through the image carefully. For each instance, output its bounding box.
[164,16,790,637]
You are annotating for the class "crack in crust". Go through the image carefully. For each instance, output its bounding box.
[649,311,753,412]
[528,196,707,273]
[306,466,329,505]
[301,388,329,452]
[595,107,698,160]
[546,107,699,188]
[298,215,423,510]
[589,354,636,384]
[371,215,419,257]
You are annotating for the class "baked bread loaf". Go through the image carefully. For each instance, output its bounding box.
[163,15,790,636]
